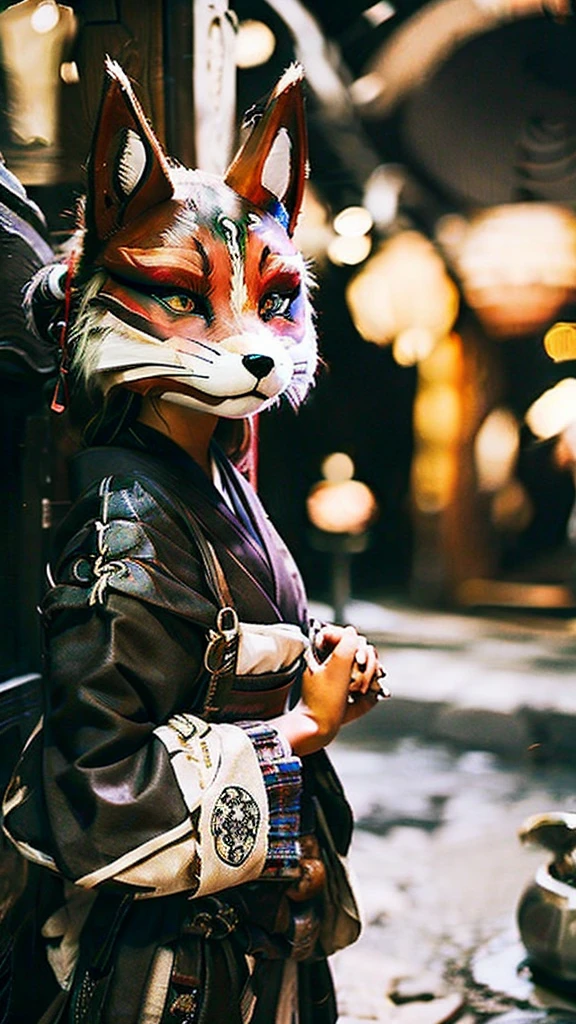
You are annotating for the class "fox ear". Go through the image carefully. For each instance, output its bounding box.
[224,64,307,236]
[85,58,174,246]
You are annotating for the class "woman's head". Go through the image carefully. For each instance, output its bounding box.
[69,60,317,423]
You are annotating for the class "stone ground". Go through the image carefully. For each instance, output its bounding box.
[311,599,576,1024]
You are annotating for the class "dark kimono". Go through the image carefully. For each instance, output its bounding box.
[3,425,355,1024]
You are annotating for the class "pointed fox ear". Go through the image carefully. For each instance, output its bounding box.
[224,64,307,236]
[85,58,174,246]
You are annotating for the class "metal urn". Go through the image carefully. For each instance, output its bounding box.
[517,811,576,987]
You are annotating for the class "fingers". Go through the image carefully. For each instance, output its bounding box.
[328,625,360,669]
[313,623,385,680]
[316,624,346,647]
[309,622,388,701]
[348,644,377,693]
[311,623,377,669]
[310,623,346,663]
[344,684,383,721]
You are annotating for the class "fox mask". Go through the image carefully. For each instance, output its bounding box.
[71,59,317,419]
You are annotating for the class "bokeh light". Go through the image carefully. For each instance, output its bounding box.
[30,1,60,34]
[59,59,79,83]
[346,231,459,350]
[327,234,372,266]
[307,480,378,534]
[333,205,373,237]
[525,379,576,440]
[321,452,355,482]
[474,408,519,492]
[445,204,576,337]
[235,19,276,68]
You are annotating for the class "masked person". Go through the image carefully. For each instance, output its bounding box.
[2,61,385,1024]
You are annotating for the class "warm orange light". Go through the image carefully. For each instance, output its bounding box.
[543,322,576,363]
[59,59,79,83]
[418,332,461,383]
[411,449,455,513]
[345,231,459,351]
[327,234,372,267]
[333,206,373,238]
[321,452,355,482]
[443,204,576,338]
[235,19,276,68]
[490,480,533,533]
[413,384,460,446]
[474,408,519,492]
[393,326,436,366]
[306,480,378,534]
[410,334,463,516]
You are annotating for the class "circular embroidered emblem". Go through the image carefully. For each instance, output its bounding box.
[210,786,260,867]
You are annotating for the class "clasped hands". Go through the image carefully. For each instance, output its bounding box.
[272,622,388,756]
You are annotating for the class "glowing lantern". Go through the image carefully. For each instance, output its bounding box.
[345,231,459,355]
[307,453,378,535]
[439,204,576,338]
[306,480,378,535]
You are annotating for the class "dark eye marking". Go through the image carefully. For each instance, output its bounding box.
[107,273,213,324]
[154,291,210,320]
[259,245,271,275]
[259,285,300,322]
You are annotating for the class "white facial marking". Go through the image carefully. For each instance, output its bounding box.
[219,216,247,317]
[161,205,199,245]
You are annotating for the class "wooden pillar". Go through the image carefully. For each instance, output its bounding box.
[410,322,502,604]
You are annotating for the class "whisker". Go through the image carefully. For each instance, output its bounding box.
[119,362,210,379]
[184,352,213,364]
[188,338,221,357]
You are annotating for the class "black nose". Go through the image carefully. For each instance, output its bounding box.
[242,354,275,381]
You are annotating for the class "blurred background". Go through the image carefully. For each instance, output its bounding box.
[5,7,576,1013]
[4,0,576,683]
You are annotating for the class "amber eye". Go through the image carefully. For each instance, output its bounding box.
[259,291,294,322]
[157,293,199,315]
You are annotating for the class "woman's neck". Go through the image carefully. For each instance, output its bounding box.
[137,396,219,475]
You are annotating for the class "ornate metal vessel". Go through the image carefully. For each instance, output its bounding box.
[517,812,576,986]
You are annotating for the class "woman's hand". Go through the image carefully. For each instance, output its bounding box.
[271,624,386,756]
[308,622,388,728]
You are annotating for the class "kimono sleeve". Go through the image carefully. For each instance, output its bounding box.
[2,474,302,898]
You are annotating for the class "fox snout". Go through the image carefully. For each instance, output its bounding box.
[243,354,275,381]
